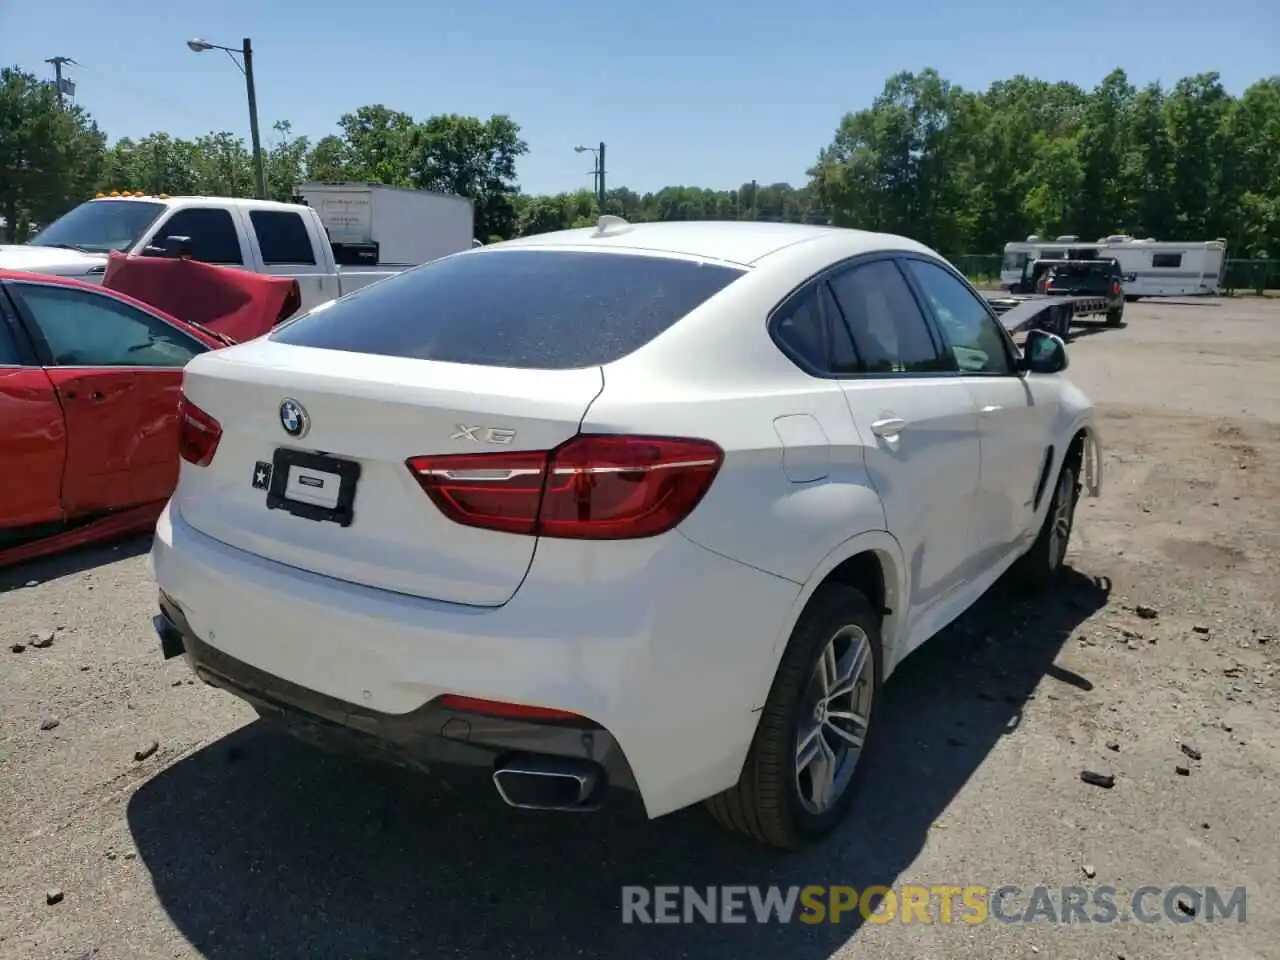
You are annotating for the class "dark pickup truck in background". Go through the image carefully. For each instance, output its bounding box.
[988,256,1132,336]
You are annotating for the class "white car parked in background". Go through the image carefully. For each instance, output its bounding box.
[150,217,1101,849]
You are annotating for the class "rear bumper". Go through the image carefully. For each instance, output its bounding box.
[154,596,635,788]
[149,503,801,818]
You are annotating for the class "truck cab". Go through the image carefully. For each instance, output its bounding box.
[1,195,418,315]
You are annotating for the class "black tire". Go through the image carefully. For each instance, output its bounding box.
[1010,460,1079,587]
[1105,308,1124,327]
[705,584,883,850]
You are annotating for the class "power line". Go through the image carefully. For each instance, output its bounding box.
[63,59,196,126]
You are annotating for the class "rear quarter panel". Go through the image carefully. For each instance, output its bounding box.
[586,255,890,588]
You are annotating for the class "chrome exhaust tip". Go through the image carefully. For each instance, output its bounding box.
[492,754,604,812]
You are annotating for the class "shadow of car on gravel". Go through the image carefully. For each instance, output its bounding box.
[126,567,1109,960]
[0,534,152,595]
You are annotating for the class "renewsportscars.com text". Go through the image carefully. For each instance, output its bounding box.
[620,884,1247,925]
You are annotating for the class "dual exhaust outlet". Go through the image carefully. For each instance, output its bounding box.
[492,754,604,812]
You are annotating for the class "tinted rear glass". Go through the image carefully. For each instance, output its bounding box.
[270,249,746,369]
[1048,263,1116,285]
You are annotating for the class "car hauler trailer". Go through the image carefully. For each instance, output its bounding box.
[987,257,1127,337]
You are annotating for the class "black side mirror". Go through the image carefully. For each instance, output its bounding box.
[164,235,194,258]
[1019,330,1069,374]
[142,235,193,258]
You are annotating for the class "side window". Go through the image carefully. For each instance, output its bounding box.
[1152,252,1182,269]
[771,285,830,372]
[820,283,859,374]
[827,259,952,374]
[13,284,205,369]
[251,210,317,265]
[151,208,243,264]
[903,258,1013,375]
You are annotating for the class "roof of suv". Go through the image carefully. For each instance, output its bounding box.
[490,219,932,268]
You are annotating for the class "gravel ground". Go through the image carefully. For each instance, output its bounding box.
[2,297,1278,960]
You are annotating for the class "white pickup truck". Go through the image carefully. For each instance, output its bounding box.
[0,193,468,314]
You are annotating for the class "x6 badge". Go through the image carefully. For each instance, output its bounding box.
[450,424,517,445]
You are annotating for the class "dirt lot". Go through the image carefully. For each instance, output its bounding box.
[2,297,1278,960]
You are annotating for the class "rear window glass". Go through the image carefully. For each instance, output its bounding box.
[1047,263,1116,283]
[270,249,746,369]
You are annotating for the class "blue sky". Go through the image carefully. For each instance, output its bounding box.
[3,0,1276,196]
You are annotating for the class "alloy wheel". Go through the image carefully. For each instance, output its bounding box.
[1047,467,1076,568]
[794,624,874,815]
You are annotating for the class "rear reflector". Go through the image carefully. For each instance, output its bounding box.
[407,434,723,539]
[177,393,222,467]
[437,694,584,722]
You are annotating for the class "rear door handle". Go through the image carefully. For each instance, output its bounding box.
[982,404,1002,413]
[870,417,907,438]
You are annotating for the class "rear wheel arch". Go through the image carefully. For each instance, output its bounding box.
[711,542,902,848]
[761,532,907,698]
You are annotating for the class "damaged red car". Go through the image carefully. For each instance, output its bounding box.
[0,259,300,566]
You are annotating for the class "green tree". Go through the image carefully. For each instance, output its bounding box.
[409,114,528,240]
[0,66,105,241]
[334,105,418,185]
[265,121,309,201]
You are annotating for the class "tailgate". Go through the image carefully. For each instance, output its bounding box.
[175,340,603,606]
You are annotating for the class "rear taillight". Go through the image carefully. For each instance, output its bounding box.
[177,393,222,467]
[1111,280,1121,295]
[407,434,723,539]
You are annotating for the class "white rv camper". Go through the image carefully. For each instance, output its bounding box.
[1001,234,1228,297]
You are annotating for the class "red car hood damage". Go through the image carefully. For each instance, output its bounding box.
[103,253,303,342]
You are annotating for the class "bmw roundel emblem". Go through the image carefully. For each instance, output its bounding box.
[279,398,309,438]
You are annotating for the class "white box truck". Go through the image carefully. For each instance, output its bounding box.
[294,182,477,268]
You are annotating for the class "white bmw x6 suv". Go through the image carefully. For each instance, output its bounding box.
[150,217,1101,849]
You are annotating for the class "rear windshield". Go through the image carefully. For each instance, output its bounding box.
[1050,263,1116,281]
[270,249,747,369]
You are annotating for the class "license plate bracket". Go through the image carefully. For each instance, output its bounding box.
[265,448,361,527]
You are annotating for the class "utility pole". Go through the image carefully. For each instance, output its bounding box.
[574,142,608,211]
[596,141,606,209]
[45,56,76,108]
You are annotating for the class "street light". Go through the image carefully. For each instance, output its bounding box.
[187,36,267,200]
[574,142,606,209]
